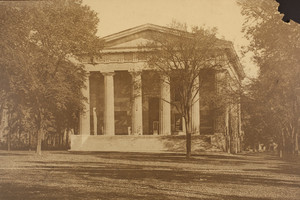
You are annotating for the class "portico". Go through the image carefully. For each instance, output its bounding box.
[81,67,186,136]
[70,24,244,152]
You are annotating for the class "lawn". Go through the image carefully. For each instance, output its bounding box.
[0,150,299,200]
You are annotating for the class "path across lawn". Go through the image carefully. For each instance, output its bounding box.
[0,151,299,200]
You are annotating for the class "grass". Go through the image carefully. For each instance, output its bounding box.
[0,150,299,200]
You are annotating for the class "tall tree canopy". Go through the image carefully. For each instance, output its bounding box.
[238,0,300,156]
[0,0,103,154]
[144,22,241,157]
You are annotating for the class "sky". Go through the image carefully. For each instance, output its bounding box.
[83,0,258,78]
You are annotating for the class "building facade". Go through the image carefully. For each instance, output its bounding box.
[70,24,245,152]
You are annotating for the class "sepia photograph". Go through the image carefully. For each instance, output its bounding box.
[0,0,299,199]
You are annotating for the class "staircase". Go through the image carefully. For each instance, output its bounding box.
[70,134,225,153]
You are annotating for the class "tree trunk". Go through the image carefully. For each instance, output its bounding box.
[7,130,11,151]
[280,131,285,158]
[279,149,283,158]
[237,136,241,153]
[28,132,31,151]
[36,129,42,155]
[236,137,239,153]
[186,132,191,158]
[230,134,236,154]
[7,112,11,151]
[228,107,233,154]
[225,125,230,153]
[224,123,230,153]
[184,116,192,158]
[295,131,299,156]
[66,129,70,149]
[227,135,231,154]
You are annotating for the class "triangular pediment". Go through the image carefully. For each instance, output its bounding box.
[98,24,244,79]
[101,23,231,52]
[108,38,152,49]
[102,24,181,51]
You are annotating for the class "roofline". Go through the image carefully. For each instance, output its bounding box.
[101,23,245,79]
[102,23,171,42]
[228,42,246,79]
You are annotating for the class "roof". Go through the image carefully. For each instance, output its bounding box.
[102,24,170,42]
[101,24,245,79]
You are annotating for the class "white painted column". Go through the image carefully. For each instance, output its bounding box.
[102,71,115,135]
[225,104,231,153]
[0,107,8,141]
[160,75,171,135]
[130,70,143,135]
[182,117,186,134]
[238,100,242,135]
[225,105,229,133]
[93,107,97,135]
[238,101,242,152]
[191,75,200,135]
[79,72,91,135]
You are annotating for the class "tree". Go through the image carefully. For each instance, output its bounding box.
[0,0,103,154]
[238,0,300,157]
[143,22,240,158]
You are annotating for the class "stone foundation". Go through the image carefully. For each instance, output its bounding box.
[70,133,225,152]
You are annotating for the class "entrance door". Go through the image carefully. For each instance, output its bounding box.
[148,97,159,135]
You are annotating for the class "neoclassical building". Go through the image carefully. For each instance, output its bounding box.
[71,24,245,152]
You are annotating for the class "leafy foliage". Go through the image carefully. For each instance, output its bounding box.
[0,0,103,153]
[143,22,242,157]
[238,0,300,156]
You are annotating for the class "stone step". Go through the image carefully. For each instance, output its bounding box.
[70,134,224,152]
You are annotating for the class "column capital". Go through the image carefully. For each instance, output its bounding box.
[101,70,115,76]
[160,74,170,85]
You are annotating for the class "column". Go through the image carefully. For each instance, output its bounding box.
[102,71,115,135]
[182,117,186,134]
[79,72,91,135]
[238,100,242,135]
[191,75,200,134]
[0,107,8,141]
[93,107,97,135]
[225,104,231,153]
[238,101,242,152]
[160,75,171,135]
[130,70,143,135]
